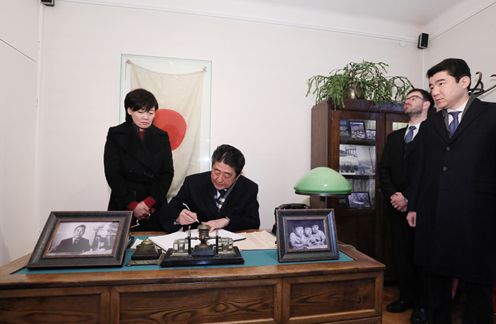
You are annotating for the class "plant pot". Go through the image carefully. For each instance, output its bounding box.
[347,84,364,100]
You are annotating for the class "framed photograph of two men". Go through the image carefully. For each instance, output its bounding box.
[27,211,132,269]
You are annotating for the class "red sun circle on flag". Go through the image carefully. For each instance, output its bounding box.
[153,109,187,151]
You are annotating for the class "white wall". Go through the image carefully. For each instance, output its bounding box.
[3,0,435,265]
[0,0,40,265]
[424,3,496,102]
[3,1,495,267]
[35,0,422,251]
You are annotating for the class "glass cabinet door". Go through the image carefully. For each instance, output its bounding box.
[339,118,376,208]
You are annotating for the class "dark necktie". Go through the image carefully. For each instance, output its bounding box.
[448,111,460,136]
[73,239,79,245]
[404,125,416,143]
[215,189,228,210]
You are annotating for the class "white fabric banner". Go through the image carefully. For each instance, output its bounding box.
[128,61,205,199]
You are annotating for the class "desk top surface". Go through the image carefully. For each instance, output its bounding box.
[0,242,384,290]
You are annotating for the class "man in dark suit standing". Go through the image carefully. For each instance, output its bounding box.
[407,58,496,324]
[166,144,260,232]
[380,88,433,324]
[53,224,91,253]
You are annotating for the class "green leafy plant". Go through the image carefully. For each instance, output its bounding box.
[306,61,413,107]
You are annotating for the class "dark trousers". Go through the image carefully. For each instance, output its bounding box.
[389,206,428,307]
[427,273,493,324]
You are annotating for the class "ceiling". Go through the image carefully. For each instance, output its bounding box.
[244,0,477,26]
[70,0,495,39]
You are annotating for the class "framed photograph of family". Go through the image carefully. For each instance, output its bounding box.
[275,209,338,262]
[27,211,133,269]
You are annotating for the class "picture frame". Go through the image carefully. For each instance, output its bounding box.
[366,129,376,141]
[276,209,338,262]
[347,192,372,208]
[349,120,366,140]
[339,119,350,138]
[27,211,133,269]
[339,144,376,176]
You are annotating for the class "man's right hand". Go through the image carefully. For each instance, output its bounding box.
[406,211,416,227]
[390,192,408,212]
[176,209,199,225]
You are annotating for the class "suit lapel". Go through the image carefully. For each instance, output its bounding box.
[218,183,237,215]
[450,98,485,141]
[204,178,219,216]
[396,127,409,156]
[431,112,451,143]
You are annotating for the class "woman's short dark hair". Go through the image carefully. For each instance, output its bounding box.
[426,58,471,85]
[124,88,159,122]
[211,144,245,175]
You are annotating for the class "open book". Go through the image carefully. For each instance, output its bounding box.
[149,229,245,251]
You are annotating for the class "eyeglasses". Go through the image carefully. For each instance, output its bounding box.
[404,95,424,102]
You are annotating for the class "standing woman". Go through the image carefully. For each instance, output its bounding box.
[104,89,173,231]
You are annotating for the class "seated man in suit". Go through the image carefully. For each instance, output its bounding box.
[53,224,91,253]
[166,144,260,232]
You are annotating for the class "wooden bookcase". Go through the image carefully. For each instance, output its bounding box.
[311,98,408,280]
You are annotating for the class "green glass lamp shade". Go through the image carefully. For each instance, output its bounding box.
[294,167,352,196]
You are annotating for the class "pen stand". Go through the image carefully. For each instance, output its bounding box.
[127,238,161,266]
[159,224,244,267]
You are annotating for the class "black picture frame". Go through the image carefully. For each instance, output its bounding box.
[27,211,132,269]
[349,120,366,140]
[347,192,372,208]
[276,209,338,262]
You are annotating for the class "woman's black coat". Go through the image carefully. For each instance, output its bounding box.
[104,122,173,214]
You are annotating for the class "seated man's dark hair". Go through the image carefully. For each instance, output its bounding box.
[124,88,159,122]
[211,144,245,175]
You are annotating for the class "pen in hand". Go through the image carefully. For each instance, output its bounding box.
[183,203,200,223]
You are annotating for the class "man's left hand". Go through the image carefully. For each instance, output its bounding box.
[203,218,230,231]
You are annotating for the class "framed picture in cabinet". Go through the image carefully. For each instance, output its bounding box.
[366,129,376,140]
[340,120,350,138]
[339,144,376,176]
[349,120,366,140]
[347,192,371,208]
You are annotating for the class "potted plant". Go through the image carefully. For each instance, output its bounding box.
[306,61,413,108]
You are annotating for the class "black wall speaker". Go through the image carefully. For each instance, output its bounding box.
[41,0,55,6]
[418,33,429,49]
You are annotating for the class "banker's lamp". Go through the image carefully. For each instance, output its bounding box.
[294,167,352,197]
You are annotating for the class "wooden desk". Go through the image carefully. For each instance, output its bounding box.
[0,245,384,323]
